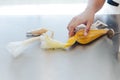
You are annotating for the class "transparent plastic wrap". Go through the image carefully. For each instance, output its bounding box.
[7,29,67,57]
[7,37,40,57]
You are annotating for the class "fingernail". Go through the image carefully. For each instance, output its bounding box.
[84,32,87,36]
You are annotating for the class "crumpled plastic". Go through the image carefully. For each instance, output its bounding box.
[7,37,40,57]
[40,33,66,49]
[7,31,67,57]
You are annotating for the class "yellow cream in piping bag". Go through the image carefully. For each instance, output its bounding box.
[75,29,109,44]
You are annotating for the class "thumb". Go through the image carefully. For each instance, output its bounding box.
[68,27,75,37]
[84,21,92,36]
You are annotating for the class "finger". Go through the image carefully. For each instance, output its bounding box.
[68,22,80,37]
[84,21,92,36]
[67,21,76,37]
[67,17,77,31]
[68,26,75,37]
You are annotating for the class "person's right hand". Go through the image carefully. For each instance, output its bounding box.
[67,10,95,37]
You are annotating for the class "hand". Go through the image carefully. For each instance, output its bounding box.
[67,10,95,37]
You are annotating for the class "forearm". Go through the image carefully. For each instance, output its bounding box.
[85,0,105,13]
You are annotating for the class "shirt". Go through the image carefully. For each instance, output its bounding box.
[107,0,119,6]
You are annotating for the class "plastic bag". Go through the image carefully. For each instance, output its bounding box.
[7,37,40,57]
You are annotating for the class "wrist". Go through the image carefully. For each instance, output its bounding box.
[84,7,96,15]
